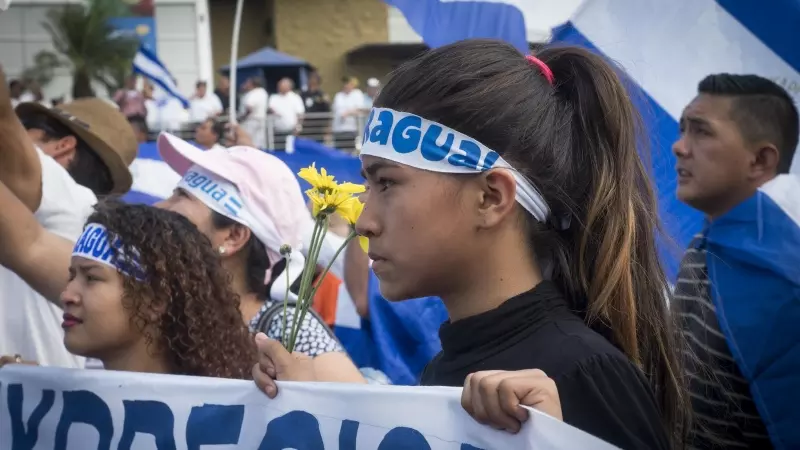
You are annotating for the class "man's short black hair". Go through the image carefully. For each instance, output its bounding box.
[196,80,207,88]
[21,113,114,195]
[210,118,225,140]
[698,74,799,174]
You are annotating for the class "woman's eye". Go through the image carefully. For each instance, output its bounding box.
[378,177,394,191]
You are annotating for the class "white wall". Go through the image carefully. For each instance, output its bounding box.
[0,0,211,101]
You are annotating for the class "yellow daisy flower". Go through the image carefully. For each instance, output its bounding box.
[298,163,337,192]
[338,197,364,225]
[306,189,359,218]
[337,182,366,195]
[358,235,369,253]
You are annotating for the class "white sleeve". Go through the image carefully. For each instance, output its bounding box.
[243,91,256,109]
[332,93,344,114]
[212,95,223,114]
[294,93,305,114]
[34,148,97,240]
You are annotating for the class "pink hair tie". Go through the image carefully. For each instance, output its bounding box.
[526,55,554,86]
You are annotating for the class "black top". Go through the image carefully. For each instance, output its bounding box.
[301,89,331,113]
[420,282,670,450]
[674,235,771,449]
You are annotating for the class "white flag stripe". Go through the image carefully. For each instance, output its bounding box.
[572,0,800,121]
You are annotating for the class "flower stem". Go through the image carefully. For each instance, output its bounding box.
[307,230,356,301]
[288,216,329,352]
[281,252,292,346]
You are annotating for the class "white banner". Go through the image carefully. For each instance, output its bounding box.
[0,366,615,449]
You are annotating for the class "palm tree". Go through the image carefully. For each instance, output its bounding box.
[43,0,139,98]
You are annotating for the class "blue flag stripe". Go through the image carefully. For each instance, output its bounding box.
[385,0,528,53]
[716,0,800,74]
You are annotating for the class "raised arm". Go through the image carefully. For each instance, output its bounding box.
[0,66,43,211]
[0,179,73,305]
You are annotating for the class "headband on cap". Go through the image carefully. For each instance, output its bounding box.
[177,164,299,285]
[72,223,145,280]
[360,107,557,227]
[177,165,258,229]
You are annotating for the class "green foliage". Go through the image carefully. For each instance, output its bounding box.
[43,0,139,98]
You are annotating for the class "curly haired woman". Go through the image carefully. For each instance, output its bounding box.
[2,200,256,378]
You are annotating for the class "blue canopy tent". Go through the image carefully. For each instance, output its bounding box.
[220,47,313,94]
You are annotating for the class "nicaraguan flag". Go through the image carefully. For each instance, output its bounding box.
[132,44,189,109]
[553,0,800,278]
[705,175,800,449]
[385,0,530,53]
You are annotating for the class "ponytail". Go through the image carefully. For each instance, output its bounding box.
[371,39,689,446]
[538,46,689,446]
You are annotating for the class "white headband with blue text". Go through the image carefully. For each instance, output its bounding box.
[360,107,553,226]
[177,164,279,253]
[72,223,145,280]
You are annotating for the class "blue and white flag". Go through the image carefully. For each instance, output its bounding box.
[385,0,530,53]
[0,366,616,449]
[553,0,800,277]
[704,175,800,449]
[132,44,189,109]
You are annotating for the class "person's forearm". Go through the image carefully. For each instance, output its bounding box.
[0,181,71,305]
[312,352,367,384]
[0,111,43,211]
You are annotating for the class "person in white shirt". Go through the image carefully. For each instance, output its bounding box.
[0,69,138,369]
[240,77,269,149]
[188,81,223,124]
[362,77,380,111]
[268,78,305,150]
[194,118,226,151]
[331,76,364,152]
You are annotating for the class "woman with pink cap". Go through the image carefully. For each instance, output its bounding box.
[154,132,364,379]
[0,127,364,379]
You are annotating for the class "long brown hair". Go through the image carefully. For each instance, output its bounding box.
[87,200,257,379]
[375,40,689,445]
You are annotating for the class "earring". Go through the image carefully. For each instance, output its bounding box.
[218,246,226,255]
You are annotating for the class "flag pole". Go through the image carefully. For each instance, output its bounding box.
[228,0,245,125]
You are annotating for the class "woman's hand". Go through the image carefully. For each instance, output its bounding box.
[0,354,39,368]
[252,333,317,398]
[461,369,562,433]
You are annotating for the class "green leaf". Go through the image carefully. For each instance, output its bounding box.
[41,0,138,97]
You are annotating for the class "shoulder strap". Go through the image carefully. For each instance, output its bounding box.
[254,302,292,335]
[254,301,341,345]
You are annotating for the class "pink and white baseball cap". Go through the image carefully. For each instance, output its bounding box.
[157,132,309,274]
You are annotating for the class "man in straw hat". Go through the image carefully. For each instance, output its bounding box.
[0,66,137,369]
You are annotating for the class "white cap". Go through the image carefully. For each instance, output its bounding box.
[366,78,380,88]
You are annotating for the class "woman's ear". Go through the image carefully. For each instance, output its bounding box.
[220,223,252,257]
[476,169,518,229]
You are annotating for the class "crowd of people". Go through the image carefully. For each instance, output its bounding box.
[107,71,380,152]
[0,37,798,449]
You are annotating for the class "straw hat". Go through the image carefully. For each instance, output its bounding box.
[15,98,138,194]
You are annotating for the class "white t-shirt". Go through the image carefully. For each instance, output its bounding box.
[0,148,96,368]
[242,88,269,119]
[332,89,365,133]
[268,92,305,133]
[188,94,223,123]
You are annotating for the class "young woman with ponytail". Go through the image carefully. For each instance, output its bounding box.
[252,39,688,449]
